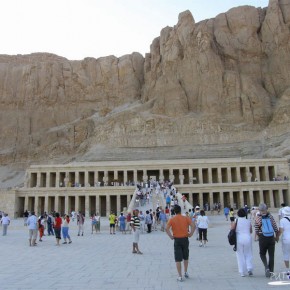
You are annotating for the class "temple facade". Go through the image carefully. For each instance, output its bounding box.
[1,158,289,217]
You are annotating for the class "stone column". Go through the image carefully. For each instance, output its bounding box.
[65,195,69,215]
[278,189,284,205]
[94,171,98,186]
[35,196,39,215]
[259,190,263,205]
[36,173,41,188]
[85,171,89,187]
[55,195,59,213]
[95,195,100,214]
[103,171,108,186]
[143,170,148,183]
[24,196,29,211]
[133,170,137,184]
[124,170,128,185]
[56,172,60,188]
[239,191,245,208]
[217,168,222,183]
[75,171,79,186]
[219,192,224,207]
[117,194,121,214]
[255,166,260,181]
[114,171,118,184]
[75,196,79,212]
[229,191,234,208]
[198,192,203,207]
[249,190,254,208]
[46,172,50,188]
[208,168,212,184]
[265,166,270,181]
[198,168,203,184]
[227,167,232,183]
[85,195,89,217]
[188,168,193,184]
[189,192,193,205]
[159,169,164,183]
[169,169,175,183]
[44,195,49,213]
[246,168,252,182]
[179,175,184,185]
[237,167,241,182]
[209,191,213,207]
[106,194,111,217]
[269,190,274,208]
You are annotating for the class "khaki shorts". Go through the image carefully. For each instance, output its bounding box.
[29,229,38,239]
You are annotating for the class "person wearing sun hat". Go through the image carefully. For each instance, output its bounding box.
[279,206,290,274]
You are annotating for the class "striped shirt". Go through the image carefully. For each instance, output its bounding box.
[130,215,140,229]
[255,214,278,235]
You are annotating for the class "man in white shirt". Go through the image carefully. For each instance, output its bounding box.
[1,213,10,236]
[27,211,38,246]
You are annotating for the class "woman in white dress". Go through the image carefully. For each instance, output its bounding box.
[232,208,253,277]
[279,206,290,274]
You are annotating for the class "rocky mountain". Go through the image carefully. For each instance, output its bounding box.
[0,0,290,187]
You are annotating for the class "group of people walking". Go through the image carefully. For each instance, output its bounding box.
[232,202,290,278]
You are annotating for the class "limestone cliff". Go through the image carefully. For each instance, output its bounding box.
[0,0,290,176]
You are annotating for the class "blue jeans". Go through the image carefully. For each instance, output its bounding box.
[62,227,70,240]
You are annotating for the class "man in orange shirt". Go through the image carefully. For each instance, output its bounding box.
[166,205,195,282]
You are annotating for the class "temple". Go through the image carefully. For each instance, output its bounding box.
[1,158,289,217]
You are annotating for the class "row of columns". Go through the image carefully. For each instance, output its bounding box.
[23,193,132,217]
[29,165,275,188]
[186,188,283,209]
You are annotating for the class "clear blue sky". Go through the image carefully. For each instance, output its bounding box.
[1,0,269,60]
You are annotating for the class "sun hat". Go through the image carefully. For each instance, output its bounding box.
[282,206,290,216]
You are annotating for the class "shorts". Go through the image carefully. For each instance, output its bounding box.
[110,223,115,228]
[174,237,189,262]
[29,229,38,239]
[133,229,140,243]
[54,228,61,239]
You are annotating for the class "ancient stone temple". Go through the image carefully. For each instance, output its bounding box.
[1,158,289,217]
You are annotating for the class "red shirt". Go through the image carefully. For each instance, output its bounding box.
[54,217,62,229]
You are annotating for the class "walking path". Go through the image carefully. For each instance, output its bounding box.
[0,212,288,290]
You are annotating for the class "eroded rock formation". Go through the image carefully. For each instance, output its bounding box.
[0,0,290,171]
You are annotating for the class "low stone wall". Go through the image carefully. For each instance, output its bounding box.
[0,189,16,218]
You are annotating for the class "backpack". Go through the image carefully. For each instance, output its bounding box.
[261,216,274,237]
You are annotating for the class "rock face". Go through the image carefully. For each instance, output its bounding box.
[0,0,290,171]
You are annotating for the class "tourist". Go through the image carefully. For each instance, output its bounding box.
[233,208,253,277]
[119,212,126,234]
[159,209,167,232]
[224,206,230,221]
[279,206,290,274]
[229,208,235,222]
[109,211,116,234]
[91,214,97,234]
[145,210,152,233]
[77,212,85,236]
[193,206,200,240]
[138,210,145,234]
[126,212,132,234]
[152,211,157,231]
[38,215,45,242]
[54,212,62,246]
[197,210,209,247]
[27,211,38,246]
[47,213,54,236]
[1,213,10,236]
[279,203,286,220]
[23,210,29,226]
[166,205,195,282]
[95,212,101,233]
[62,214,72,244]
[130,209,142,254]
[255,203,279,277]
